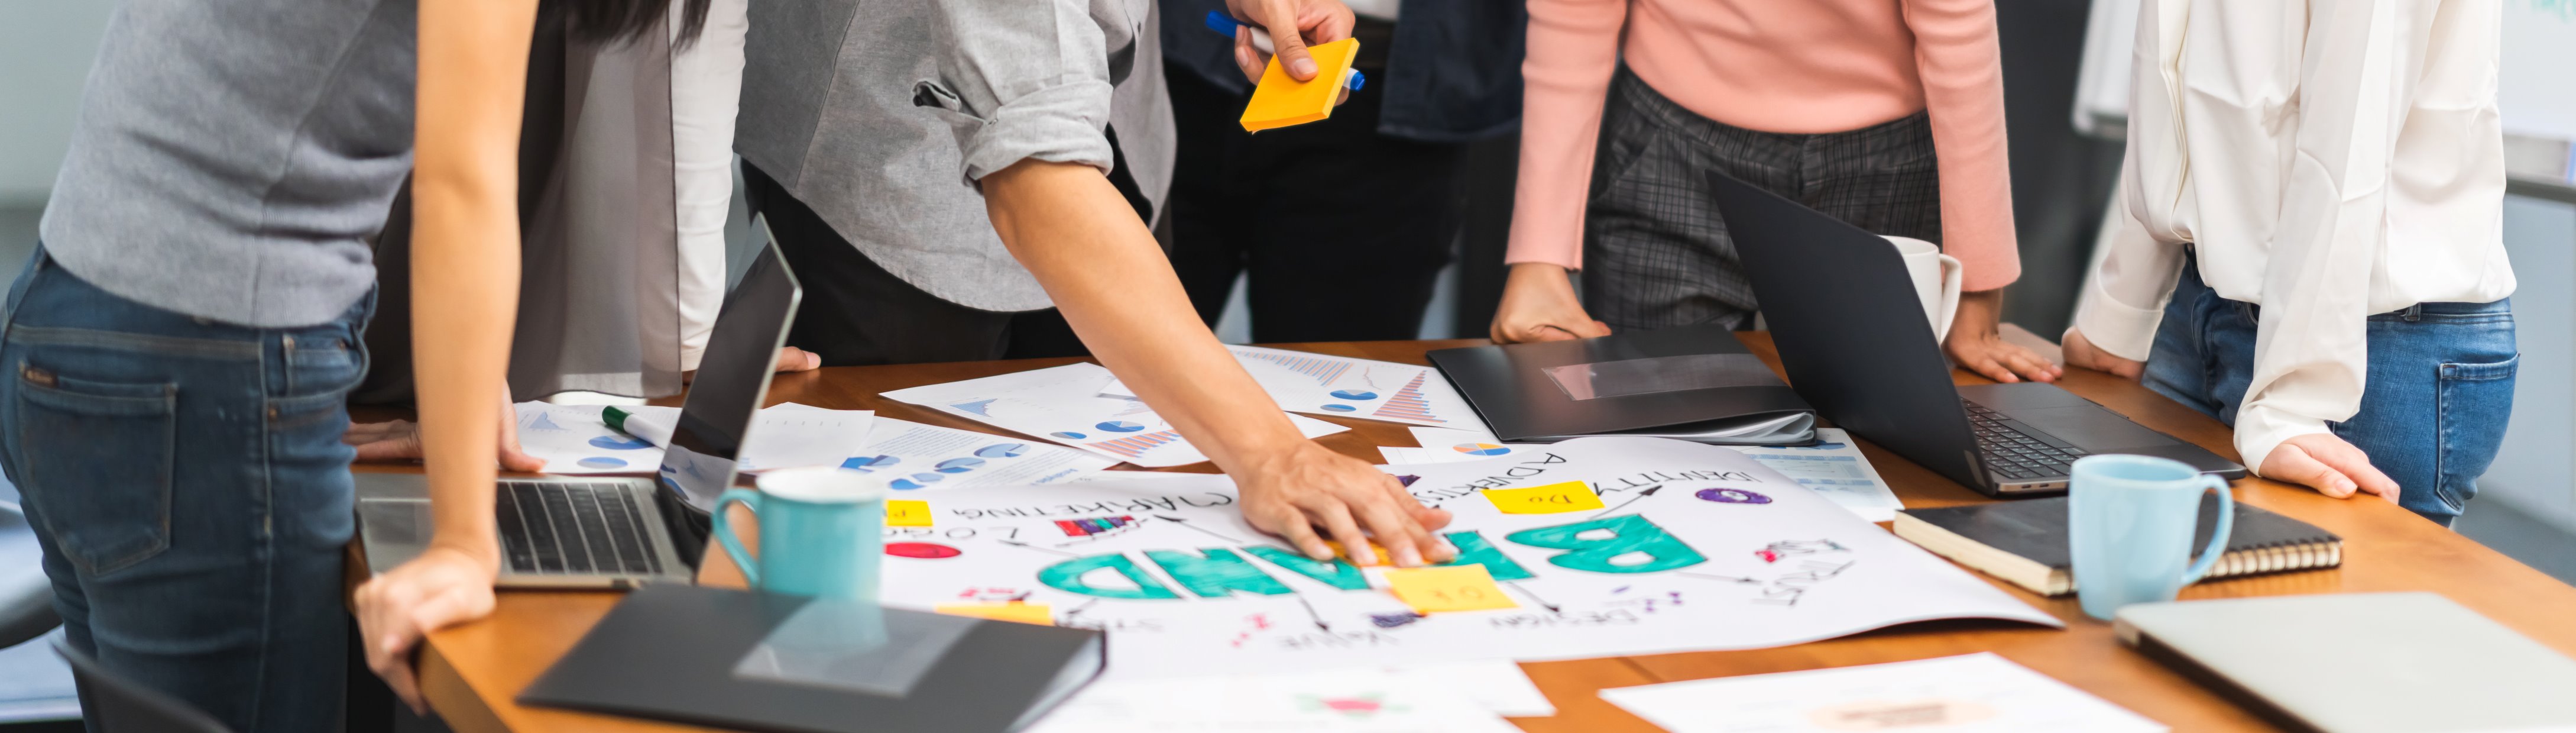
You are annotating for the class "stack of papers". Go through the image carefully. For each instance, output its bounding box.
[1379,427,1906,522]
[1600,653,2165,732]
[883,363,1349,468]
[510,402,1115,487]
[1104,345,1490,434]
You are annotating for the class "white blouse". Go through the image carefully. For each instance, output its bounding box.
[2072,0,2517,474]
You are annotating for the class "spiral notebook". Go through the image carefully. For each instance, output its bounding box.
[1894,497,2340,596]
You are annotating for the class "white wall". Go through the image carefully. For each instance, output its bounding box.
[2483,195,2576,532]
[0,1,115,205]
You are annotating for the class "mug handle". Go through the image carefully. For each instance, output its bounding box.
[1934,253,1964,340]
[2178,475,2235,585]
[712,488,764,588]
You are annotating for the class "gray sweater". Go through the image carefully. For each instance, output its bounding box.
[40,0,416,327]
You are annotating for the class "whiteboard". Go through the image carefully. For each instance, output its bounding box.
[2500,1,2576,141]
[2073,0,2576,143]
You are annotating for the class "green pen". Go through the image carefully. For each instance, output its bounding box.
[601,405,634,435]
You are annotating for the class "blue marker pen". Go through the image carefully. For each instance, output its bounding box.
[1204,11,1366,91]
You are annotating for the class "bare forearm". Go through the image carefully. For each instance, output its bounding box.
[411,0,537,563]
[980,161,1306,473]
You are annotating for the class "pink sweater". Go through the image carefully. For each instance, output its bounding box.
[1508,0,2022,292]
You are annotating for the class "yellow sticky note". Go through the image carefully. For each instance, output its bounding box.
[1239,38,1361,132]
[1383,565,1518,613]
[885,500,931,527]
[934,602,1055,626]
[1483,481,1604,514]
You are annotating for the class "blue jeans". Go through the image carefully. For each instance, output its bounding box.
[2142,257,2517,525]
[0,248,373,731]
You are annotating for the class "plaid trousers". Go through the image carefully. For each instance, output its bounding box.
[1582,66,1943,331]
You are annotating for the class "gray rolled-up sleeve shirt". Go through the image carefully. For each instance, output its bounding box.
[735,0,1171,312]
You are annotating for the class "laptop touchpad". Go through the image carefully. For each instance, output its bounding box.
[359,500,435,546]
[2008,406,2174,450]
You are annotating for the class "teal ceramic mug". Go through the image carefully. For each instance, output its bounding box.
[713,467,888,600]
[2068,454,2234,621]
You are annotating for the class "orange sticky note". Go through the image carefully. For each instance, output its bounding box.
[1483,481,1604,514]
[886,500,931,527]
[1324,539,1389,565]
[1383,565,1518,613]
[934,602,1055,626]
[1239,38,1361,132]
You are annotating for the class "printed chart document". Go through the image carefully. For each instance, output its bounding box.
[1028,668,1518,733]
[843,416,1115,490]
[511,402,668,474]
[871,437,2057,680]
[883,363,1349,468]
[1105,345,1491,433]
[1600,653,2165,732]
[1381,428,1905,522]
[618,402,874,472]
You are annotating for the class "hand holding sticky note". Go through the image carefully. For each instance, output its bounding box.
[1483,481,1605,514]
[1239,37,1362,132]
[886,500,931,527]
[1385,565,1518,613]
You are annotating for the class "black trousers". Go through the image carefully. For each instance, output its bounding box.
[741,162,1089,366]
[1162,49,1465,343]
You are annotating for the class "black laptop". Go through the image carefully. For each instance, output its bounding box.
[1705,171,2244,496]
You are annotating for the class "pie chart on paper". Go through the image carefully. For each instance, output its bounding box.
[936,457,985,473]
[1328,390,1378,401]
[974,443,1029,458]
[1051,431,1088,440]
[1453,443,1512,457]
[1096,421,1146,433]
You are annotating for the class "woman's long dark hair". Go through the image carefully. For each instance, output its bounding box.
[568,0,712,47]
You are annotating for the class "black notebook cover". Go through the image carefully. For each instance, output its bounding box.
[1895,497,2341,596]
[520,585,1104,733]
[1425,325,1816,444]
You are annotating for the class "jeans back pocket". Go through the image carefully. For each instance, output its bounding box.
[16,364,177,576]
[2434,353,2520,512]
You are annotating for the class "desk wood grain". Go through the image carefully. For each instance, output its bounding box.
[398,335,2576,732]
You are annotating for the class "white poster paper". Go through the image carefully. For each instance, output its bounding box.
[1600,653,2165,732]
[511,402,663,474]
[874,437,2057,680]
[882,363,1349,467]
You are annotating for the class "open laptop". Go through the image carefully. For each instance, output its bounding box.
[356,235,803,587]
[1705,172,2243,496]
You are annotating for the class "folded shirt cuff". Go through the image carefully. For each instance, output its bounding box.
[2070,273,2166,362]
[951,79,1119,183]
[2232,403,2333,481]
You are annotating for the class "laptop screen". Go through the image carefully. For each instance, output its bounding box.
[659,235,803,508]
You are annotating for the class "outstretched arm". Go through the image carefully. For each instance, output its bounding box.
[353,0,537,713]
[982,162,1454,567]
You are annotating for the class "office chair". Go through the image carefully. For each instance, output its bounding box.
[0,501,60,650]
[53,641,233,733]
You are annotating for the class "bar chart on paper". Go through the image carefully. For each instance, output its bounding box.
[1224,346,1489,432]
[882,362,1351,468]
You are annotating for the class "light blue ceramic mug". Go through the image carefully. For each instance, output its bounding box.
[713,467,888,600]
[2068,454,2234,621]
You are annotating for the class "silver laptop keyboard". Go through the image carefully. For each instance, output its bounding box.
[497,482,663,576]
[1962,400,2088,480]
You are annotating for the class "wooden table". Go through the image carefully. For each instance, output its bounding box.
[391,335,2576,732]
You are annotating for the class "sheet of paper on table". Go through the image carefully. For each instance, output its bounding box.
[618,402,874,472]
[1026,667,1521,733]
[510,402,670,474]
[882,363,1348,467]
[1381,427,1905,522]
[1100,345,1492,433]
[871,437,2057,681]
[1600,653,2166,732]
